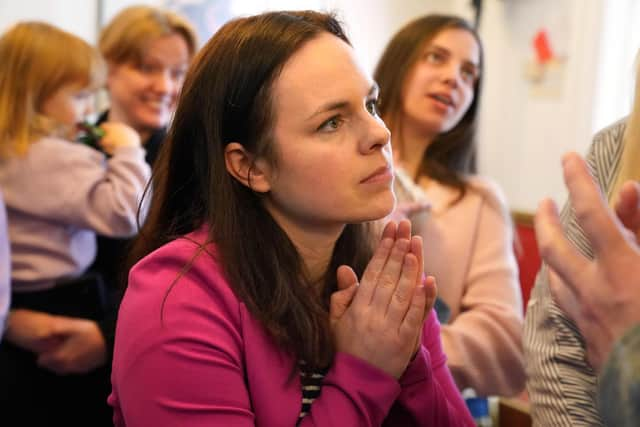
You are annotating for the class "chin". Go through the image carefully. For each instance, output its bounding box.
[361,193,396,222]
[139,116,169,131]
[421,117,452,134]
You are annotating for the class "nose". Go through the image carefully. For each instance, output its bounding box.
[152,70,176,95]
[359,114,391,154]
[442,62,463,88]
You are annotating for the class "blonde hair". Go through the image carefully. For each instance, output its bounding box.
[610,51,640,204]
[99,6,198,66]
[0,21,105,158]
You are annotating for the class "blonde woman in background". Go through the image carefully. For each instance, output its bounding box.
[374,14,525,397]
[524,52,640,426]
[97,5,197,162]
[0,22,149,426]
[88,5,197,361]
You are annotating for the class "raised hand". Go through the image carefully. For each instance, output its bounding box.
[535,152,640,371]
[331,220,436,379]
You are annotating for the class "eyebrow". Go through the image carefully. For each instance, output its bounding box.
[307,83,379,121]
[140,55,188,68]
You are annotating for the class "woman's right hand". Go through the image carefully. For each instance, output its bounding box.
[98,122,141,155]
[331,220,435,379]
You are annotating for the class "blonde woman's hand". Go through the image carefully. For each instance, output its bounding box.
[98,122,141,155]
[331,220,432,379]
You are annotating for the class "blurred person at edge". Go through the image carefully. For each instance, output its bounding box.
[524,49,640,425]
[535,151,640,427]
[0,191,9,341]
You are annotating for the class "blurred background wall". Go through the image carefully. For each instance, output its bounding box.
[1,0,639,212]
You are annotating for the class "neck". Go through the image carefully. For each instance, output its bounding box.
[265,204,344,288]
[107,106,151,143]
[393,117,437,181]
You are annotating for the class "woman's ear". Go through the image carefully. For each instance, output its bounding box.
[224,142,271,193]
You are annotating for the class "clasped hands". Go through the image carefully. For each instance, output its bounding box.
[330,219,437,379]
[5,309,107,374]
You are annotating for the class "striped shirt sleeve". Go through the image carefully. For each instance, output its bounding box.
[523,119,626,426]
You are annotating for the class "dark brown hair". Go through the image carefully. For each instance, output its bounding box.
[129,11,373,373]
[374,14,483,201]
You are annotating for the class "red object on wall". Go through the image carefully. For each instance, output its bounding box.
[533,29,554,64]
[513,213,541,313]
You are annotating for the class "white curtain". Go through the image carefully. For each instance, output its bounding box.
[592,0,640,133]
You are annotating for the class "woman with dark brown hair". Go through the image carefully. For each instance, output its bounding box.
[374,15,525,397]
[109,10,475,426]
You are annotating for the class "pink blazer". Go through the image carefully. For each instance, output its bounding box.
[109,228,475,426]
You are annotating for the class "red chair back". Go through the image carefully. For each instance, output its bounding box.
[512,212,541,313]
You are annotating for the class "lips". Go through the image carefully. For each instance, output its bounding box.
[142,99,171,112]
[361,164,393,184]
[429,92,456,108]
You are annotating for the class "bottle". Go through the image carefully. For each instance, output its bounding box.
[465,396,493,427]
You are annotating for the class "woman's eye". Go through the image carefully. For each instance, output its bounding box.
[74,91,92,101]
[138,63,156,74]
[318,116,343,132]
[461,66,478,82]
[424,52,443,63]
[366,99,379,116]
[171,68,187,80]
